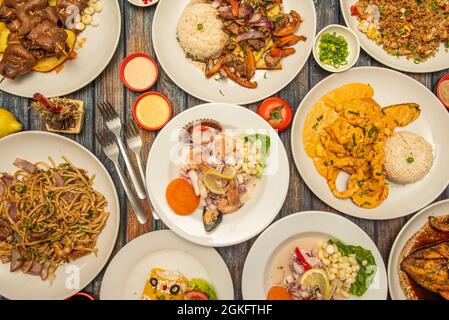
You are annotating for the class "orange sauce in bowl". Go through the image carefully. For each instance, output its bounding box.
[120,53,158,91]
[133,92,172,130]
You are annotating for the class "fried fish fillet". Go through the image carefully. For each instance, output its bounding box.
[401,241,449,299]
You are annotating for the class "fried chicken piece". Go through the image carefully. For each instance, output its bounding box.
[0,43,37,79]
[27,20,68,57]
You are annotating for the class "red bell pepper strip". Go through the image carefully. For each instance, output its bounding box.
[350,5,358,16]
[33,93,62,114]
[229,0,239,17]
[294,247,312,271]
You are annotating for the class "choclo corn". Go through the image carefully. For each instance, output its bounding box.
[318,242,361,299]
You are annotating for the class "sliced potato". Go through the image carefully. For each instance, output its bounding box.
[0,22,10,53]
[32,29,77,73]
[267,4,281,18]
[256,58,282,70]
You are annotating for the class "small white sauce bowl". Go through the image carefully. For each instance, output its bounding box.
[313,24,360,73]
[127,0,159,7]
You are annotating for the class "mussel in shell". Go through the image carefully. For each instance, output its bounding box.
[203,207,223,232]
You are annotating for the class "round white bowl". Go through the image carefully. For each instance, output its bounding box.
[313,24,360,73]
[127,0,159,7]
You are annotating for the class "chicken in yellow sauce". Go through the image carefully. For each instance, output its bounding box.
[303,83,420,209]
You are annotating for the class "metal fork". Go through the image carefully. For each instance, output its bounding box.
[125,122,160,221]
[97,101,147,200]
[96,129,148,225]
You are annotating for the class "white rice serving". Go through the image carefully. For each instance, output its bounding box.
[177,2,229,62]
[384,131,434,184]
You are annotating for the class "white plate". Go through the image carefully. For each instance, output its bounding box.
[291,67,449,220]
[0,1,121,98]
[146,103,290,247]
[0,132,120,300]
[340,0,449,73]
[100,230,234,300]
[242,211,388,300]
[152,0,316,104]
[388,199,449,300]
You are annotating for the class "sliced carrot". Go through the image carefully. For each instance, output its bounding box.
[222,66,257,89]
[267,286,293,300]
[275,34,307,48]
[273,10,302,37]
[166,178,200,215]
[270,47,296,58]
[245,46,256,80]
[229,0,239,17]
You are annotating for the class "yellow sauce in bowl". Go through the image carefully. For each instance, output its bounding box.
[133,93,172,130]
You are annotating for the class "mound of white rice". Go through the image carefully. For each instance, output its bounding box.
[384,131,434,185]
[177,2,228,61]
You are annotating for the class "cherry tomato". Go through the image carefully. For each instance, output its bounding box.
[257,97,293,132]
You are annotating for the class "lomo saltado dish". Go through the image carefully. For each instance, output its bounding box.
[177,0,307,88]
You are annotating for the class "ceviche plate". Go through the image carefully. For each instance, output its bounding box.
[242,211,387,300]
[0,0,121,98]
[341,0,449,73]
[100,230,234,300]
[0,132,120,300]
[291,67,449,220]
[146,103,290,247]
[152,0,316,104]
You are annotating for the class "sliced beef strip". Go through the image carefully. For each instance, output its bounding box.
[223,54,247,77]
[225,22,240,35]
[264,54,281,68]
[0,43,37,79]
[247,39,265,50]
[27,20,68,57]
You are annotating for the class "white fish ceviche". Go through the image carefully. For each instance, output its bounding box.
[166,120,270,232]
[268,236,377,300]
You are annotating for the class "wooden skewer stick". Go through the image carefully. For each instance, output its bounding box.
[44,31,69,57]
[0,77,6,84]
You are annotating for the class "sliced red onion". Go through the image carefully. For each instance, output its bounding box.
[211,0,221,8]
[248,12,261,23]
[40,261,51,281]
[292,261,305,275]
[252,16,274,28]
[218,5,230,12]
[1,175,13,187]
[10,249,24,272]
[236,31,264,42]
[8,203,19,223]
[240,4,254,20]
[53,171,64,187]
[13,158,36,173]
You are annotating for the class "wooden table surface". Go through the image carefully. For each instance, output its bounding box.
[1,0,448,300]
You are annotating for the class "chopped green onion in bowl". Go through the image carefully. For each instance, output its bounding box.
[318,32,350,69]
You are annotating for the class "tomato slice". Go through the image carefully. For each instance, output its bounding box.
[257,97,293,132]
[185,291,209,300]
